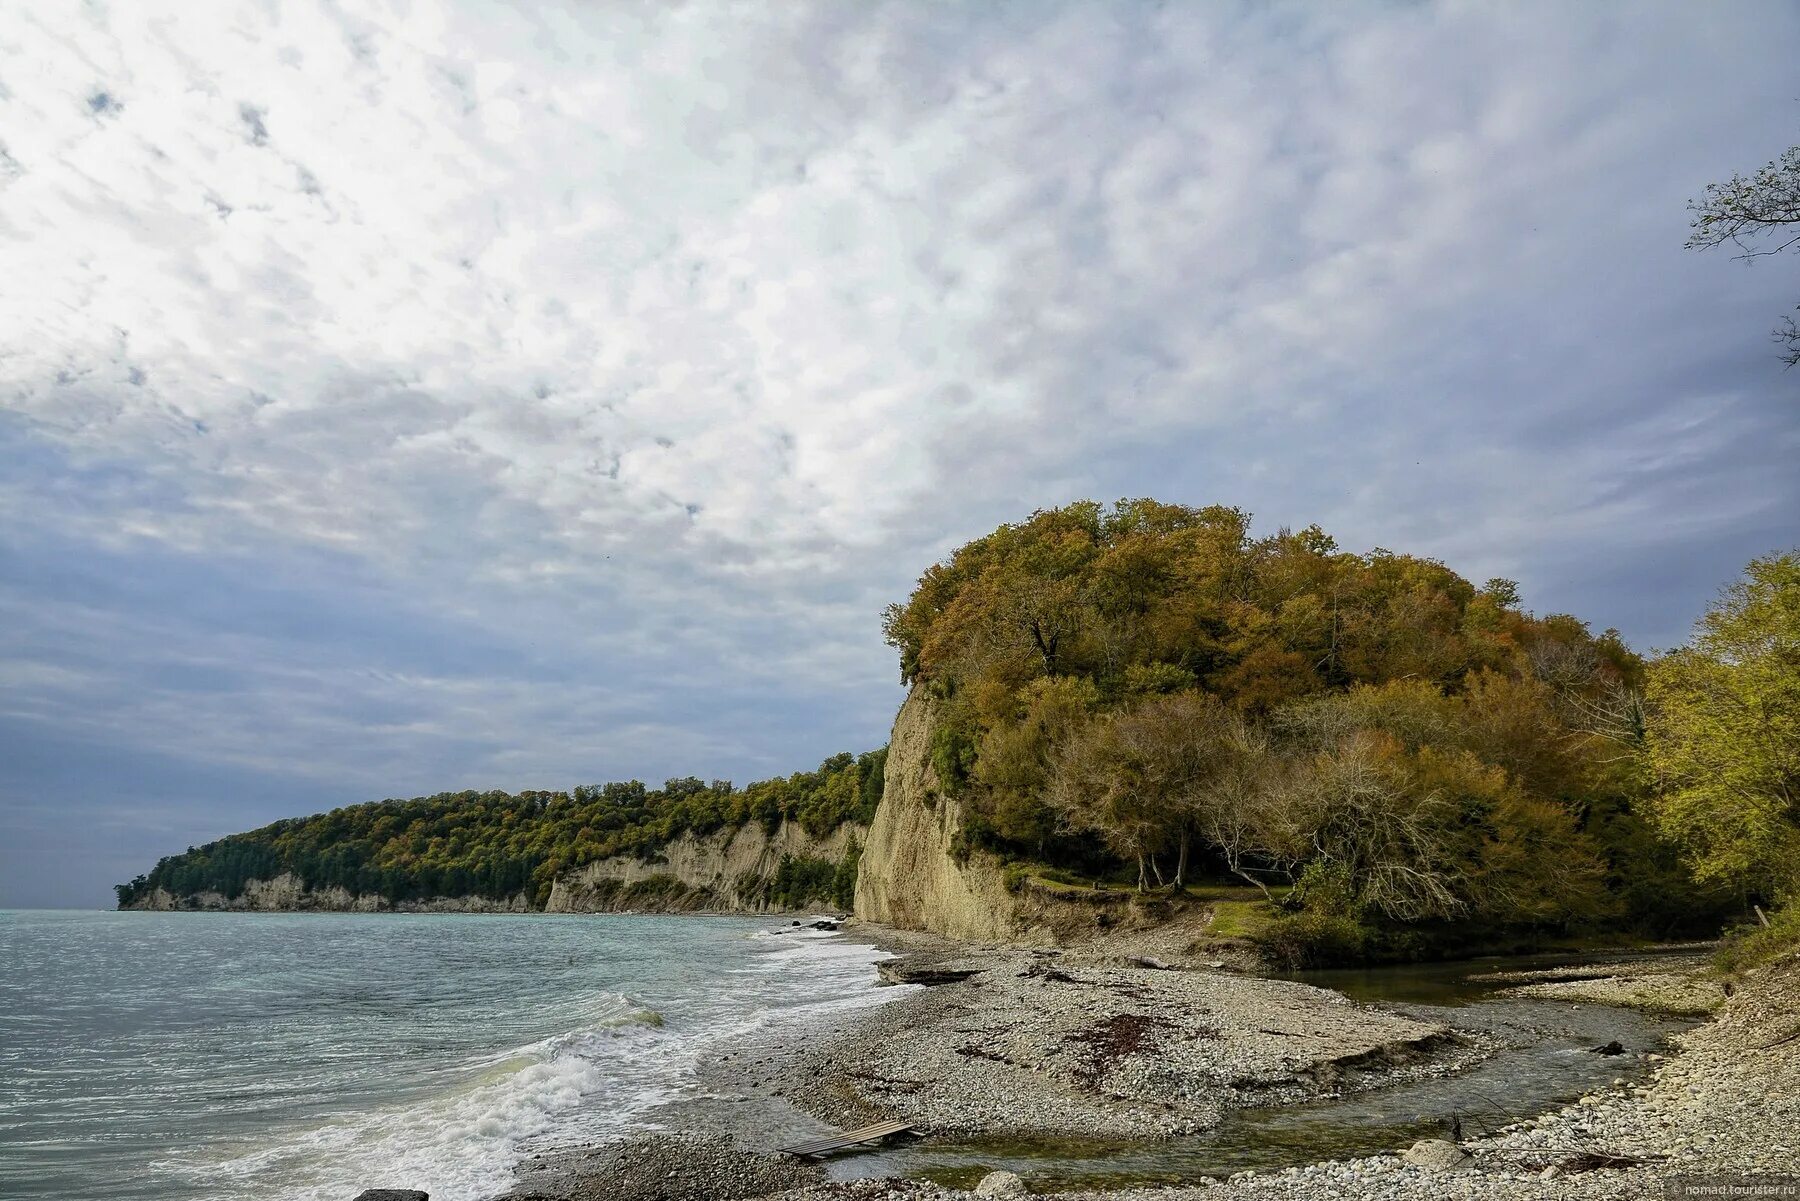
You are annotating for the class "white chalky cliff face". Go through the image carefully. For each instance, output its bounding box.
[852,688,1022,943]
[126,821,866,915]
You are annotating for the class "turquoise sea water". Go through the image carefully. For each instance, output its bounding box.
[0,910,892,1201]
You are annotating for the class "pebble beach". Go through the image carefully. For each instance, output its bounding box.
[498,929,1797,1201]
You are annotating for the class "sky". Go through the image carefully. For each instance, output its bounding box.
[2,1,1797,909]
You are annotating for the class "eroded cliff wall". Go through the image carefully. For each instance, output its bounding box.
[126,819,862,915]
[123,873,535,913]
[853,688,1028,943]
[545,819,862,913]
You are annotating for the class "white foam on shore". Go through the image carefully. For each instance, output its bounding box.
[168,990,671,1201]
[171,926,898,1201]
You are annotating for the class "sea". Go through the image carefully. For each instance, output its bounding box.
[0,909,896,1201]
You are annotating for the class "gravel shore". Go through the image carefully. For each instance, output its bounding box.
[1047,954,1800,1201]
[776,932,1468,1140]
[1487,956,1725,1017]
[500,930,1796,1201]
[501,1133,824,1201]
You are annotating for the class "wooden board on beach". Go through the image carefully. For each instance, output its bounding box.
[777,1119,915,1158]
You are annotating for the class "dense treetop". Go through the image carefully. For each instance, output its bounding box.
[114,749,885,908]
[883,499,1638,710]
[884,500,1718,949]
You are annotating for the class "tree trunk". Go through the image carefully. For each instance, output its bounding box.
[1135,853,1147,892]
[1226,853,1275,902]
[1149,854,1165,888]
[1231,864,1274,900]
[1173,831,1190,890]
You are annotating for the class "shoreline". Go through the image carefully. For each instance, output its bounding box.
[498,926,1796,1201]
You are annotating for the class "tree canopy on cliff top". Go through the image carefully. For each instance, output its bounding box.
[884,499,1721,939]
[114,748,885,909]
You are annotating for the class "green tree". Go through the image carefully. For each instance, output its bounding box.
[1646,551,1800,901]
[116,749,886,908]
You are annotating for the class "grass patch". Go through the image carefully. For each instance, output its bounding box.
[1206,899,1277,939]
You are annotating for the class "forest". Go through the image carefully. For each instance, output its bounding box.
[882,500,1796,961]
[113,748,886,909]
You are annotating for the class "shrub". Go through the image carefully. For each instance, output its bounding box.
[1253,910,1371,968]
[1714,905,1800,975]
[831,840,861,909]
[930,720,976,796]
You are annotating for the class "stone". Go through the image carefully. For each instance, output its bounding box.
[974,1169,1029,1197]
[353,1192,428,1201]
[1401,1139,1472,1173]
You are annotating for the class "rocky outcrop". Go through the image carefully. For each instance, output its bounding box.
[544,820,863,914]
[123,873,534,913]
[853,688,1025,943]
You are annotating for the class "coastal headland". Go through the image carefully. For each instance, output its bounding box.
[111,508,1800,1201]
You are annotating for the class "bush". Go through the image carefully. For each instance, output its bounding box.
[831,840,861,909]
[1253,910,1371,968]
[930,720,976,797]
[1714,905,1800,975]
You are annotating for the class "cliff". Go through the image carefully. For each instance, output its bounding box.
[125,687,1043,932]
[122,873,536,913]
[545,819,863,913]
[853,688,1027,943]
[124,818,863,915]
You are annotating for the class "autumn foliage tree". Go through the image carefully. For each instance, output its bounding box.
[886,499,1692,943]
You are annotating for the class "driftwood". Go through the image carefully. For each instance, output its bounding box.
[1491,1148,1662,1174]
[1559,1151,1657,1173]
[877,962,982,986]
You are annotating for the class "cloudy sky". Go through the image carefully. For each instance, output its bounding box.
[2,1,1796,908]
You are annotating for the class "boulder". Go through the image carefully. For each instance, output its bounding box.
[1402,1139,1472,1173]
[353,1192,428,1201]
[974,1170,1029,1197]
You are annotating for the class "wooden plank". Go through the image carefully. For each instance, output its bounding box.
[778,1119,914,1157]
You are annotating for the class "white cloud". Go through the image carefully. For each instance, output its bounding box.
[1,0,1797,877]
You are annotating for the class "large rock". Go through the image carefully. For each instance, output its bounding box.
[1402,1138,1472,1173]
[353,1191,427,1201]
[975,1170,1029,1196]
